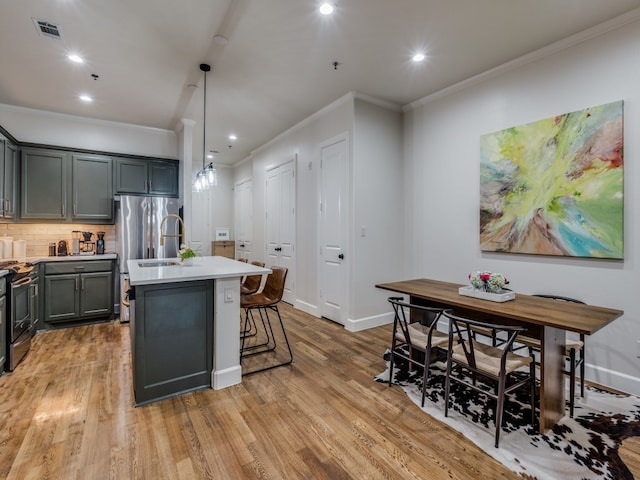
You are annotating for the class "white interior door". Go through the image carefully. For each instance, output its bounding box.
[265,160,296,304]
[234,179,253,260]
[320,136,349,324]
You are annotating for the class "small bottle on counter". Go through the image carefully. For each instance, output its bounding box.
[49,242,57,256]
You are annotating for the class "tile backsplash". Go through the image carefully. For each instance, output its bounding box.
[0,223,116,258]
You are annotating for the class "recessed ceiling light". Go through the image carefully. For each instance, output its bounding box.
[68,54,84,63]
[207,153,214,159]
[79,94,93,102]
[412,52,426,62]
[228,134,237,141]
[319,2,335,15]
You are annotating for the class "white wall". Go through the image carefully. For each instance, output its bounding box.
[0,104,177,158]
[351,99,404,323]
[244,95,354,313]
[404,19,640,394]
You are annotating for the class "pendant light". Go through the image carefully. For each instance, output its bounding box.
[194,63,217,192]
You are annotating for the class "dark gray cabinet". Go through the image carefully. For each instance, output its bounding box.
[131,280,213,405]
[72,154,113,221]
[115,157,178,197]
[21,148,114,223]
[44,260,114,324]
[1,139,17,219]
[0,280,6,372]
[20,148,68,220]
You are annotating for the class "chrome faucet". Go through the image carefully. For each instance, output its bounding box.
[159,214,185,246]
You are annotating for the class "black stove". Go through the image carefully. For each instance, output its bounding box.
[2,260,36,371]
[0,261,34,281]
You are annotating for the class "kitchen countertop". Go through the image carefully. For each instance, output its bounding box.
[22,253,118,264]
[128,256,270,286]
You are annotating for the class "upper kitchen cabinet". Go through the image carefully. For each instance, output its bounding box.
[72,154,113,221]
[0,134,18,220]
[20,147,114,223]
[115,157,178,197]
[21,148,68,220]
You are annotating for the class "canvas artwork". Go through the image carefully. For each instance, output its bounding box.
[479,100,623,258]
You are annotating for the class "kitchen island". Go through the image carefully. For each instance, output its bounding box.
[127,256,270,405]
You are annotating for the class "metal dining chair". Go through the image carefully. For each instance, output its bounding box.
[517,294,586,418]
[443,309,536,448]
[387,297,448,407]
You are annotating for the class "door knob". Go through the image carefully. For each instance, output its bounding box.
[338,253,344,260]
[275,247,282,252]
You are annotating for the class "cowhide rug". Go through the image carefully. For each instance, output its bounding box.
[375,351,640,480]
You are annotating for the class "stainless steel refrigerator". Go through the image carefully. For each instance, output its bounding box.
[116,195,181,321]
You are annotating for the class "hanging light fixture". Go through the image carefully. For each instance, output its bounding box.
[194,63,217,192]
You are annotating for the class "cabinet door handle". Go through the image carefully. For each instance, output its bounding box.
[73,204,77,216]
[82,278,85,290]
[75,277,79,291]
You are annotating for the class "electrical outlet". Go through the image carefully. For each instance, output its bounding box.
[224,288,233,303]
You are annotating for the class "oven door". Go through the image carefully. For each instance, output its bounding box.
[11,276,32,342]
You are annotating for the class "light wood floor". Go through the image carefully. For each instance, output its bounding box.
[1,303,626,479]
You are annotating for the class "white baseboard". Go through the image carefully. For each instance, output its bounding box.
[588,364,640,396]
[212,365,242,390]
[344,311,394,332]
[294,299,320,317]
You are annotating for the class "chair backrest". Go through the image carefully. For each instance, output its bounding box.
[242,261,267,294]
[443,309,527,372]
[388,297,444,348]
[238,258,249,263]
[533,294,585,304]
[261,266,288,303]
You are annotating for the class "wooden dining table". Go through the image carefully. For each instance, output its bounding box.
[376,278,624,432]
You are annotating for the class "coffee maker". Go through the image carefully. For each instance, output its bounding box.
[96,231,105,255]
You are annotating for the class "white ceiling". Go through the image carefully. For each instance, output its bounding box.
[1,0,640,166]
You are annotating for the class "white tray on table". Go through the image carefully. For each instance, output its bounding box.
[458,286,515,302]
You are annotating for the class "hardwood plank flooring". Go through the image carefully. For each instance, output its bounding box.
[0,303,556,479]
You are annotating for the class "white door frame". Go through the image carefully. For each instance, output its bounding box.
[317,132,351,324]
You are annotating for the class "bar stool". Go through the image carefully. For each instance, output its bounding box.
[240,266,293,375]
[241,261,266,338]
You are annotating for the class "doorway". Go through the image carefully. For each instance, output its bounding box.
[234,179,253,260]
[319,134,349,325]
[265,160,296,304]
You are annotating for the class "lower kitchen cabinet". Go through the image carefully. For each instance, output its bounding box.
[43,260,114,325]
[131,280,213,405]
[0,282,6,373]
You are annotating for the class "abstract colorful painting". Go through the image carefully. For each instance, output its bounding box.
[479,101,623,258]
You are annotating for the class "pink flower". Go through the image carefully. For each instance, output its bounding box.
[479,273,491,281]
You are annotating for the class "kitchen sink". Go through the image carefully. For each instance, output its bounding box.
[137,260,180,267]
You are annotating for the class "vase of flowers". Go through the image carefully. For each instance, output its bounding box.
[468,271,508,293]
[179,244,196,265]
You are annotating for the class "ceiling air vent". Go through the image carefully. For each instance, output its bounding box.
[32,18,63,40]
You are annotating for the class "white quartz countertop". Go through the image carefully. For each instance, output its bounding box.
[128,256,271,286]
[29,253,118,263]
